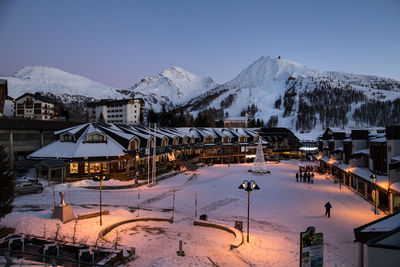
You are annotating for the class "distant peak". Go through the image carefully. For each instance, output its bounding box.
[160,66,199,81]
[15,65,71,79]
[161,66,194,76]
[227,56,317,87]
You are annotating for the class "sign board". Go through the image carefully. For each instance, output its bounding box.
[300,226,323,267]
[145,148,150,155]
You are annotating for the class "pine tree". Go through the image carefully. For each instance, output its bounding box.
[0,144,15,220]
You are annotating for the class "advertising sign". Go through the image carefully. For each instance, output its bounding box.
[300,226,323,267]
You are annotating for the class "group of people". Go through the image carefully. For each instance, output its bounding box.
[295,171,314,183]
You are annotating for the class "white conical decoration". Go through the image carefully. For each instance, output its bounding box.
[250,138,270,174]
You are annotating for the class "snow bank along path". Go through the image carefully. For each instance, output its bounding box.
[193,219,244,249]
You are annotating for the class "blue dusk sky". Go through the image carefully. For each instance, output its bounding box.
[0,0,399,88]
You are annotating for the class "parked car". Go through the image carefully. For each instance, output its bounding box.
[14,181,44,197]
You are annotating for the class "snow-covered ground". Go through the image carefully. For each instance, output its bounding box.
[2,161,383,266]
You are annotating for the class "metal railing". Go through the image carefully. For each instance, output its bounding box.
[0,248,111,267]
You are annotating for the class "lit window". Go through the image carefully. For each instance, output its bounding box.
[70,163,79,174]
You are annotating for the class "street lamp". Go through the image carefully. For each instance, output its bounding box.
[337,160,342,190]
[93,173,110,226]
[238,179,260,243]
[370,172,377,215]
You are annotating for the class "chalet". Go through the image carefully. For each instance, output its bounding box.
[14,93,59,120]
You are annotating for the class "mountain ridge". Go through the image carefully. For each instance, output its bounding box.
[2,57,400,137]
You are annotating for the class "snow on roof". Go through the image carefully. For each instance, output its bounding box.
[370,137,387,143]
[361,213,400,232]
[29,126,126,159]
[54,123,89,135]
[221,129,236,138]
[391,155,400,162]
[232,128,250,137]
[349,167,388,189]
[86,123,104,135]
[391,182,400,193]
[225,116,248,121]
[157,128,178,139]
[244,129,258,137]
[353,149,370,155]
[98,124,134,140]
[118,125,151,140]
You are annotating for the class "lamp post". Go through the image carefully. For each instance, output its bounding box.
[93,173,110,226]
[370,172,377,215]
[238,179,260,243]
[337,160,342,190]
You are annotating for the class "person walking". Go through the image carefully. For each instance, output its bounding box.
[296,172,299,182]
[307,172,311,183]
[300,172,303,182]
[324,202,332,218]
[311,172,314,184]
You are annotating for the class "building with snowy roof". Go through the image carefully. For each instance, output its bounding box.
[354,212,400,267]
[317,125,400,214]
[28,123,264,181]
[14,92,60,121]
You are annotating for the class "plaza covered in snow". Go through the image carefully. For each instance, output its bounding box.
[2,160,384,266]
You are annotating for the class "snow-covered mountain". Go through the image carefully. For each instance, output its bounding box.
[2,66,122,101]
[184,56,400,136]
[2,58,400,137]
[128,66,219,110]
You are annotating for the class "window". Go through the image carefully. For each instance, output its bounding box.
[130,138,140,150]
[61,134,74,142]
[90,163,101,173]
[173,137,179,146]
[204,136,214,143]
[87,134,105,143]
[161,137,168,147]
[70,163,79,174]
